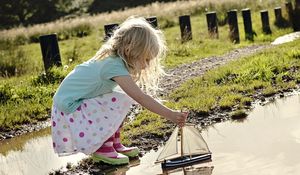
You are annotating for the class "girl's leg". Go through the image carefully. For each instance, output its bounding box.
[92,135,129,165]
[113,125,139,157]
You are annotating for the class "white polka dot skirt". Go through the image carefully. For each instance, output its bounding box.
[51,91,136,156]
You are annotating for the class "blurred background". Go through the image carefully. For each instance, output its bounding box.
[0,0,176,29]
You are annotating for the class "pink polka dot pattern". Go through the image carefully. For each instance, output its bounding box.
[79,132,85,137]
[50,91,136,156]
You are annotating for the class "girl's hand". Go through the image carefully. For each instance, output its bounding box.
[169,111,188,127]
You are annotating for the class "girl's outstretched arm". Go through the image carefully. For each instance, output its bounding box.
[113,75,187,127]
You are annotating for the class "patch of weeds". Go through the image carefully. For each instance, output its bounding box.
[172,45,191,57]
[277,81,296,91]
[251,80,267,90]
[31,67,66,86]
[219,94,241,110]
[0,84,12,104]
[160,18,176,29]
[288,49,300,59]
[240,96,253,106]
[57,23,92,41]
[65,41,80,63]
[262,86,277,97]
[230,109,247,121]
[14,34,29,45]
[0,45,29,77]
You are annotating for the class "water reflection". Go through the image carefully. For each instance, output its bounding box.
[124,94,300,175]
[0,128,86,175]
[203,94,300,175]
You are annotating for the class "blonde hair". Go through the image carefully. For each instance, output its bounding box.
[95,16,167,96]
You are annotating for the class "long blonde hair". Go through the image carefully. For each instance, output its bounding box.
[95,16,167,96]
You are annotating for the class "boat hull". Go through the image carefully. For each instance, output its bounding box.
[161,154,212,170]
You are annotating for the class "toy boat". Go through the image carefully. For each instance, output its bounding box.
[156,124,212,170]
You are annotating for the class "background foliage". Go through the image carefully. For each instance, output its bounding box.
[0,0,175,29]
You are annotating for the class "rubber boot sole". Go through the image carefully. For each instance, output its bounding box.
[92,153,129,165]
[119,148,139,157]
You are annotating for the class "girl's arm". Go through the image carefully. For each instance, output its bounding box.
[113,75,187,127]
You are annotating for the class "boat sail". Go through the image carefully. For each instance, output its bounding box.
[156,124,211,169]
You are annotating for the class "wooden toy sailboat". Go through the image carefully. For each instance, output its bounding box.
[156,124,212,170]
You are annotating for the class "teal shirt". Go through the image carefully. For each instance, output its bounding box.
[53,56,130,113]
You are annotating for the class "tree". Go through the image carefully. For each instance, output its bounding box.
[0,0,59,29]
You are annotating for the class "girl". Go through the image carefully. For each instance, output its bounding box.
[51,16,188,165]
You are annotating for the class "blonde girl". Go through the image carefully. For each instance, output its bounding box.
[51,16,187,165]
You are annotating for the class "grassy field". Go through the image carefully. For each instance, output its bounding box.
[0,0,297,136]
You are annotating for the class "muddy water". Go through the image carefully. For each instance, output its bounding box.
[125,94,300,175]
[0,128,86,175]
[1,94,300,175]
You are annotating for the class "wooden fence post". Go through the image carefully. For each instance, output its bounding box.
[206,11,219,39]
[260,10,272,34]
[294,0,300,31]
[104,23,119,41]
[39,34,62,72]
[227,10,240,44]
[274,7,283,26]
[242,8,254,41]
[146,16,158,28]
[285,2,294,26]
[179,15,192,42]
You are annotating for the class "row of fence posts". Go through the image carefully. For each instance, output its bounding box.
[39,1,300,72]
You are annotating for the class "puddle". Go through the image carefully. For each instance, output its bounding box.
[125,94,300,174]
[1,94,300,175]
[0,128,86,175]
[271,31,300,45]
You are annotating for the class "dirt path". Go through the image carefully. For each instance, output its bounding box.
[161,44,272,93]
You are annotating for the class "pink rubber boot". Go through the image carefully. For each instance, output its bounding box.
[92,136,129,165]
[113,127,139,157]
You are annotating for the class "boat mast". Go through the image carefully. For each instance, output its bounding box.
[180,127,184,157]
